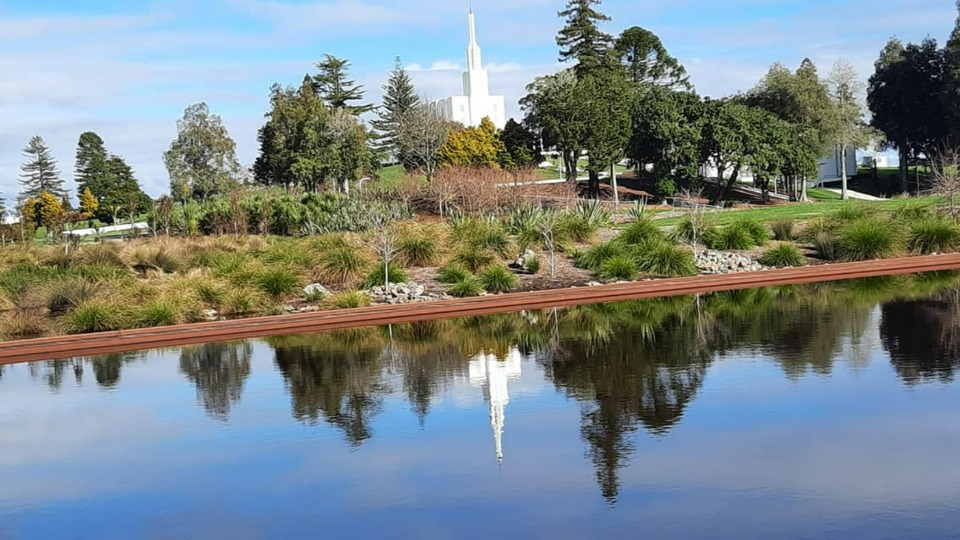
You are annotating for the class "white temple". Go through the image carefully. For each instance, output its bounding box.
[468,350,523,463]
[431,8,507,129]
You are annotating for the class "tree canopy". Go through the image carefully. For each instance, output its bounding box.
[557,0,614,75]
[313,54,373,115]
[372,57,420,170]
[164,102,243,202]
[614,26,690,89]
[19,136,64,201]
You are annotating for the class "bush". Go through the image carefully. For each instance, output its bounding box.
[437,264,472,284]
[731,217,769,246]
[313,245,369,285]
[79,244,126,268]
[617,217,665,246]
[221,286,268,317]
[0,309,47,339]
[637,244,698,277]
[447,276,485,297]
[671,217,696,243]
[598,254,638,282]
[45,278,103,315]
[812,232,837,261]
[835,218,903,262]
[133,299,181,328]
[799,217,835,243]
[257,267,303,299]
[61,301,127,334]
[907,219,960,254]
[452,217,512,257]
[300,192,412,235]
[576,241,627,270]
[397,228,444,267]
[770,219,796,241]
[361,265,410,289]
[758,244,806,268]
[704,223,755,250]
[453,249,496,272]
[892,200,935,222]
[479,265,519,293]
[524,255,541,275]
[326,290,372,309]
[257,240,314,269]
[830,204,877,223]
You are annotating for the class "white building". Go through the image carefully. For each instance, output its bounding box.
[817,147,859,186]
[431,8,507,130]
[468,350,522,463]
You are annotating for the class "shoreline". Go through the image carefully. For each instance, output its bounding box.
[3,252,960,365]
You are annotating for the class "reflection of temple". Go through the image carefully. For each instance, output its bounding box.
[469,350,522,463]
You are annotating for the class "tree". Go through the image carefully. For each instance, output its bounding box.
[179,342,252,421]
[521,70,585,182]
[74,132,110,199]
[556,0,614,75]
[397,103,451,183]
[499,119,542,169]
[313,54,373,115]
[868,38,949,192]
[579,71,633,202]
[372,57,420,169]
[942,1,960,143]
[699,99,765,203]
[23,192,67,239]
[614,26,690,89]
[164,102,243,202]
[627,87,703,196]
[827,59,874,200]
[19,136,64,200]
[327,108,371,193]
[439,117,504,167]
[79,187,99,220]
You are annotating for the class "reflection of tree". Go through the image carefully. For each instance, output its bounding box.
[271,329,388,447]
[91,354,126,388]
[881,290,960,385]
[179,342,252,421]
[28,361,69,392]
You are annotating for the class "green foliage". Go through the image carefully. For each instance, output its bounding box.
[164,103,242,201]
[576,240,627,270]
[556,0,614,74]
[304,287,326,303]
[598,254,638,281]
[257,267,304,299]
[437,264,472,284]
[907,219,960,254]
[560,200,611,242]
[62,301,126,334]
[312,54,373,114]
[361,265,409,289]
[19,135,65,200]
[453,250,496,273]
[478,265,519,293]
[617,217,665,246]
[302,192,413,235]
[0,310,48,339]
[372,57,421,169]
[326,290,372,309]
[770,218,796,241]
[524,255,541,275]
[221,286,268,317]
[829,204,877,223]
[397,227,444,267]
[835,218,903,261]
[891,200,936,222]
[636,243,698,277]
[450,216,512,256]
[812,232,837,261]
[447,276,485,298]
[313,244,369,285]
[439,118,505,167]
[499,119,541,168]
[704,223,755,250]
[45,278,102,314]
[759,243,806,268]
[732,216,770,246]
[133,299,180,328]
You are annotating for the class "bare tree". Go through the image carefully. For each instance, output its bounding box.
[539,210,563,278]
[827,59,875,201]
[368,217,400,289]
[398,102,451,183]
[932,146,960,224]
[678,188,715,258]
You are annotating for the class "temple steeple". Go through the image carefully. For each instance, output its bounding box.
[466,7,483,74]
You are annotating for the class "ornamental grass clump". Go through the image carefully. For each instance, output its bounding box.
[835,218,904,262]
[704,223,755,251]
[447,276,485,298]
[812,232,837,261]
[731,216,769,246]
[133,299,181,328]
[758,244,806,268]
[452,249,496,273]
[437,264,472,284]
[0,309,47,339]
[61,300,127,334]
[478,265,519,293]
[770,219,796,241]
[598,254,638,282]
[326,290,372,309]
[44,278,103,315]
[617,217,666,246]
[397,226,445,267]
[576,240,628,270]
[637,244,698,277]
[360,266,409,289]
[313,244,370,285]
[220,286,269,317]
[257,267,304,300]
[907,219,960,255]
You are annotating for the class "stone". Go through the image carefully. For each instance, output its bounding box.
[303,283,330,298]
[203,309,219,321]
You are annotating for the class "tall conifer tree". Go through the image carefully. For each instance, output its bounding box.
[19,136,65,200]
[556,0,614,75]
[372,57,420,168]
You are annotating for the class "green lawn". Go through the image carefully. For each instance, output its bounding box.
[806,188,842,201]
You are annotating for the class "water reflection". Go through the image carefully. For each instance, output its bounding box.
[179,342,252,420]
[882,289,960,385]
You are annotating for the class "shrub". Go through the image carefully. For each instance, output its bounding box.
[830,204,876,223]
[361,265,410,289]
[835,218,903,262]
[704,224,755,250]
[0,309,47,339]
[731,217,769,246]
[304,287,327,303]
[133,299,180,328]
[221,286,268,317]
[397,228,444,267]
[437,264,473,284]
[257,267,303,299]
[891,200,935,222]
[257,240,314,269]
[326,290,372,309]
[671,217,696,243]
[576,241,628,270]
[61,301,127,334]
[45,278,103,314]
[79,243,126,268]
[524,255,541,275]
[907,219,960,254]
[451,216,512,256]
[504,204,545,235]
[559,200,611,243]
[812,232,837,261]
[637,244,698,277]
[598,255,638,282]
[479,265,519,293]
[770,219,796,241]
[758,244,806,268]
[453,249,496,273]
[313,245,369,285]
[447,276,485,297]
[126,245,183,274]
[617,217,665,246]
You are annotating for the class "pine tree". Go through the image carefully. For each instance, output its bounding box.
[79,187,99,220]
[943,1,960,141]
[75,132,111,200]
[372,57,420,168]
[313,54,373,115]
[19,136,65,200]
[557,0,614,75]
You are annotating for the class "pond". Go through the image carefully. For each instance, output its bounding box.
[2,274,960,539]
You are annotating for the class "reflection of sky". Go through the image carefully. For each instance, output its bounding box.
[0,314,959,539]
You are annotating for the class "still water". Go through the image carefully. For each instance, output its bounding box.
[2,275,960,539]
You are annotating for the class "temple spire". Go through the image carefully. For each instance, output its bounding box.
[466,7,482,72]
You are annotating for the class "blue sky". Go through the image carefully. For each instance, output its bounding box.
[0,0,955,200]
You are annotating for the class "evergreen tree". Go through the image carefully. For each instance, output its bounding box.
[943,1,960,142]
[100,156,150,222]
[79,187,99,220]
[19,136,65,200]
[614,26,690,89]
[164,102,243,202]
[557,0,614,75]
[74,132,111,200]
[313,54,373,115]
[372,57,420,168]
[499,119,542,169]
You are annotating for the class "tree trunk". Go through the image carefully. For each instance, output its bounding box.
[840,144,848,201]
[588,170,600,199]
[610,163,619,207]
[899,147,909,194]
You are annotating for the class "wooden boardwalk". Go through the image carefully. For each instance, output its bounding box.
[3,253,960,365]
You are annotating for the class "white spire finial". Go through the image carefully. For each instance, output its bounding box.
[466,7,481,71]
